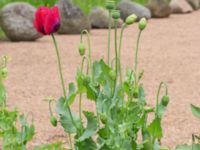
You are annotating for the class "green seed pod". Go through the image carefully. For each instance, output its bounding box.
[161,95,170,106]
[125,14,137,25]
[50,116,57,127]
[139,18,147,30]
[109,70,116,80]
[112,10,120,20]
[0,68,8,79]
[106,0,115,10]
[79,43,85,56]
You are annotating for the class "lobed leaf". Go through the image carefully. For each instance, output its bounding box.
[191,104,200,119]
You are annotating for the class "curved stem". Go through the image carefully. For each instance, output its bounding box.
[81,56,90,74]
[51,34,74,149]
[156,82,168,115]
[107,10,112,66]
[134,30,142,86]
[80,30,93,77]
[111,57,120,69]
[118,24,127,84]
[48,100,53,116]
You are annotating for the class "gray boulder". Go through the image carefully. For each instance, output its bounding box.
[170,0,193,13]
[186,0,199,10]
[147,0,171,18]
[117,0,151,21]
[89,7,123,28]
[58,0,91,34]
[0,2,42,41]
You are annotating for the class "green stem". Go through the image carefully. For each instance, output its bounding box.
[118,24,127,84]
[114,20,118,90]
[107,10,112,66]
[80,30,93,77]
[156,82,168,115]
[48,100,53,116]
[134,30,142,86]
[51,34,74,149]
[79,56,89,122]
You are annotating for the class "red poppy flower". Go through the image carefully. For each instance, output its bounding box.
[34,6,60,35]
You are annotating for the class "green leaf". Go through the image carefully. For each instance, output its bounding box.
[138,85,146,104]
[19,114,26,126]
[86,83,98,101]
[175,144,200,150]
[191,104,200,119]
[75,138,97,150]
[93,61,102,83]
[67,82,77,105]
[0,83,6,105]
[76,69,87,93]
[56,97,82,134]
[98,127,110,139]
[125,68,134,84]
[148,117,163,139]
[34,142,67,150]
[78,111,98,142]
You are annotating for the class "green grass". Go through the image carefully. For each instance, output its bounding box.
[0,0,57,8]
[0,0,147,14]
[72,0,107,14]
[0,27,6,40]
[72,0,147,14]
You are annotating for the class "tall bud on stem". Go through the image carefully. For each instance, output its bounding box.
[106,0,115,66]
[112,10,120,90]
[134,17,147,86]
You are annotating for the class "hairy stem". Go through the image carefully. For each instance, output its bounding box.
[107,10,112,66]
[134,30,142,86]
[118,24,127,84]
[80,30,93,77]
[156,82,168,115]
[79,56,89,121]
[114,20,118,92]
[51,34,75,149]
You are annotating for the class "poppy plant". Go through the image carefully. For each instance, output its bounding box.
[34,6,74,148]
[34,6,60,35]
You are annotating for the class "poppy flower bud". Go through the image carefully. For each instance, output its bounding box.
[112,10,120,20]
[50,116,57,127]
[139,18,147,31]
[125,14,137,25]
[109,70,116,80]
[34,6,60,35]
[106,0,115,10]
[161,95,169,106]
[79,43,85,56]
[0,68,8,79]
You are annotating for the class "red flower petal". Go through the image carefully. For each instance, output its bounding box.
[44,6,60,35]
[34,6,51,35]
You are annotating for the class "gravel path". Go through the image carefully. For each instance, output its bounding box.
[1,11,200,149]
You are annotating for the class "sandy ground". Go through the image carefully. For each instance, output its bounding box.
[1,11,200,149]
